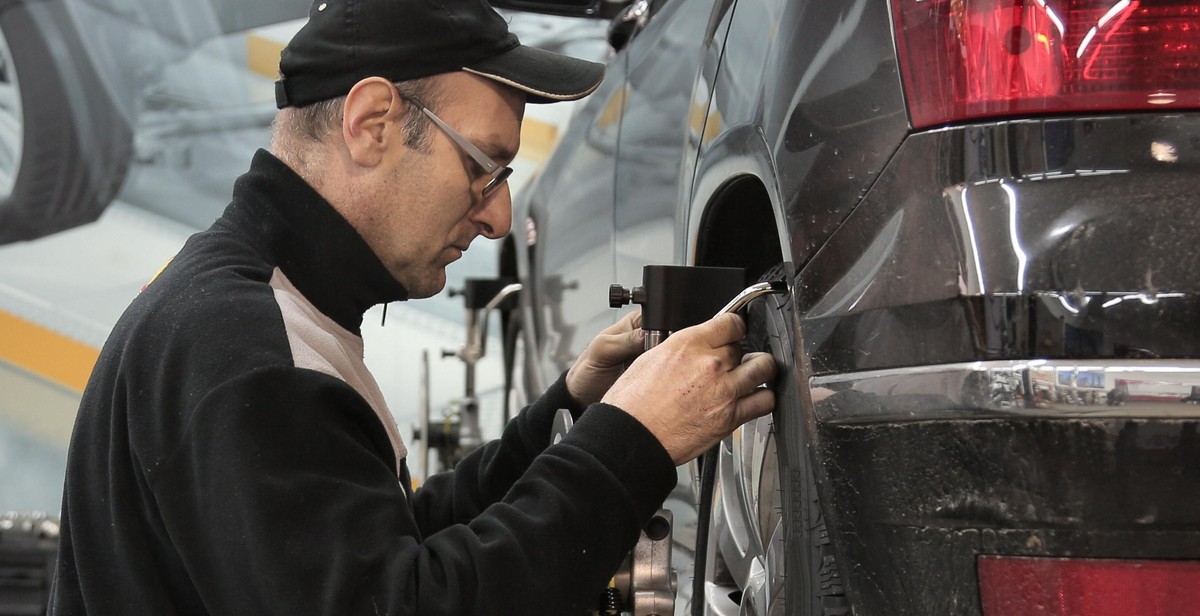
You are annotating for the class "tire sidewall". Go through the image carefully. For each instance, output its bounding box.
[744,264,848,616]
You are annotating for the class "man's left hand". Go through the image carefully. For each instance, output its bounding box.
[566,310,644,407]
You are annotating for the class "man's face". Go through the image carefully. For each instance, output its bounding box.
[361,72,525,298]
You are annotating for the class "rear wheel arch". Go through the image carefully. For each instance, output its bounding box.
[692,175,783,276]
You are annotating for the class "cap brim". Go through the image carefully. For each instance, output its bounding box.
[464,44,605,104]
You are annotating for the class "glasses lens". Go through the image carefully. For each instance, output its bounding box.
[482,167,514,199]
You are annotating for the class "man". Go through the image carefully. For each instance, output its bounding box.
[49,0,776,614]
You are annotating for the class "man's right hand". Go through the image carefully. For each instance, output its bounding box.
[600,313,777,465]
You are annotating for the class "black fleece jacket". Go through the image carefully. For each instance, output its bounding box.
[48,150,676,615]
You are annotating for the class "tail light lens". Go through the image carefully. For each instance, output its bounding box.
[892,0,1200,129]
[978,555,1200,615]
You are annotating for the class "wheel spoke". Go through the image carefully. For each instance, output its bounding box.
[707,420,786,616]
[715,437,755,580]
[702,580,741,616]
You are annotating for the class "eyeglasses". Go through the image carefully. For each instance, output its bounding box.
[417,105,514,199]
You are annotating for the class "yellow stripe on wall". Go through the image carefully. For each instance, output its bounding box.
[0,310,98,393]
[519,119,559,164]
[248,32,286,79]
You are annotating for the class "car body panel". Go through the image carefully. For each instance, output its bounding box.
[522,50,624,383]
[615,0,721,285]
[688,0,909,270]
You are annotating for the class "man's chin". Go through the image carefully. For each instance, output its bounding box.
[404,273,447,300]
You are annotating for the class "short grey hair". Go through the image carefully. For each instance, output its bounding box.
[270,75,443,169]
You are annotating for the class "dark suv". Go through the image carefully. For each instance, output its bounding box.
[495,0,1200,613]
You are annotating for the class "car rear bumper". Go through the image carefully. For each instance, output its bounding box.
[793,113,1200,614]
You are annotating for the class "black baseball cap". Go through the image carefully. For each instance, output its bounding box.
[275,0,606,109]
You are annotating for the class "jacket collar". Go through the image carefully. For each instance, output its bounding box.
[222,149,408,334]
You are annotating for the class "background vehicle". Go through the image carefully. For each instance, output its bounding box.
[494,0,1200,613]
[0,0,314,244]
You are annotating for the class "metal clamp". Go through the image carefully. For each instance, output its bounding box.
[713,280,789,317]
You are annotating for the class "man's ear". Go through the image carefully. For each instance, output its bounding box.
[342,77,405,168]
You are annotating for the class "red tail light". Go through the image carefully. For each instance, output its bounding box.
[891,0,1200,129]
[978,555,1200,615]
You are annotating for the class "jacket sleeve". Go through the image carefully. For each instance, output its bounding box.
[408,371,585,535]
[150,366,676,616]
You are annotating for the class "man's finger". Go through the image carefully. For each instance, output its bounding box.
[600,309,643,336]
[728,351,778,396]
[733,388,776,425]
[714,343,743,370]
[689,312,747,349]
[584,311,645,363]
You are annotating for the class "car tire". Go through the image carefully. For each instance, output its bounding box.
[748,264,849,615]
[0,0,132,243]
[695,263,849,615]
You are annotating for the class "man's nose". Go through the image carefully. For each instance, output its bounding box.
[474,183,513,239]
